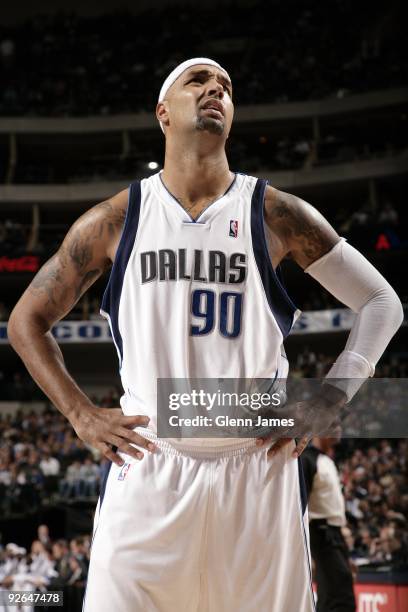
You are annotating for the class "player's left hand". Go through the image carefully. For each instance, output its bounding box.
[256,384,347,458]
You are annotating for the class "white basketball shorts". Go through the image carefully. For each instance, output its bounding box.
[83,434,315,612]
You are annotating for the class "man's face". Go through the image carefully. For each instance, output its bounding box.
[157,64,234,138]
[52,543,62,559]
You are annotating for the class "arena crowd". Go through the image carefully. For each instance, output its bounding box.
[0,525,90,610]
[0,2,405,116]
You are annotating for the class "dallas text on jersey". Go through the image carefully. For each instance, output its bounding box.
[140,249,247,284]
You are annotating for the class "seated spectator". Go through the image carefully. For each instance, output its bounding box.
[79,456,100,498]
[39,448,61,498]
[59,460,82,499]
[48,539,71,589]
[70,537,89,573]
[39,448,60,477]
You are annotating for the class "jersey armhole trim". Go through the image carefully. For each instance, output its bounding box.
[250,178,299,338]
[100,181,142,364]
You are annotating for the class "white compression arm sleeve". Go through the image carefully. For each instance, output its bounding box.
[304,238,404,400]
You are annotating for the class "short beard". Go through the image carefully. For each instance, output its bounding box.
[196,116,224,136]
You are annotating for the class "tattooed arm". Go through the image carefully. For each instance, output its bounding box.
[261,187,344,456]
[262,186,402,460]
[264,186,340,269]
[8,189,155,466]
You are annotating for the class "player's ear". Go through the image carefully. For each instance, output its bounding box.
[156,101,170,128]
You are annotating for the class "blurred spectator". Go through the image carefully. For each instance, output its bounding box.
[379,201,398,226]
[79,456,100,498]
[39,449,60,477]
[0,37,15,69]
[59,460,82,499]
[48,539,71,589]
[38,525,51,547]
[70,536,89,572]
[350,205,371,228]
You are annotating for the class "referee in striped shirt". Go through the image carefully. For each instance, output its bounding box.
[302,435,356,612]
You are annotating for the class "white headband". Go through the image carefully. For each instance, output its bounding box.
[157,57,230,132]
[158,57,230,102]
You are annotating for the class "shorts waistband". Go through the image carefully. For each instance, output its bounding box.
[135,427,262,458]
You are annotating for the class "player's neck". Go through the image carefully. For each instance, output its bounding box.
[162,145,232,207]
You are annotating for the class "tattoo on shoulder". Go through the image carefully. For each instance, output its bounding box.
[96,200,126,239]
[68,233,93,272]
[68,200,125,272]
[268,191,335,262]
[27,198,124,312]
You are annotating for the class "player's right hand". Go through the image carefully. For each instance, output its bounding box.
[69,406,156,466]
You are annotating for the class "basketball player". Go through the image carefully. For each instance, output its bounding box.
[8,59,403,611]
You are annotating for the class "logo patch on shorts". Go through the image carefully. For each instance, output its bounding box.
[118,462,132,480]
[229,220,238,238]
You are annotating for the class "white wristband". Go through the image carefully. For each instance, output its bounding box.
[325,350,373,401]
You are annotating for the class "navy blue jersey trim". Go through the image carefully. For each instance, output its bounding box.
[99,460,112,509]
[250,178,297,338]
[297,456,308,516]
[101,181,141,363]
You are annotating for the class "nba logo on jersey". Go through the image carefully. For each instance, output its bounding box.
[118,463,132,480]
[229,219,238,238]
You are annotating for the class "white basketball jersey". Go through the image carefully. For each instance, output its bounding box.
[101,172,300,434]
